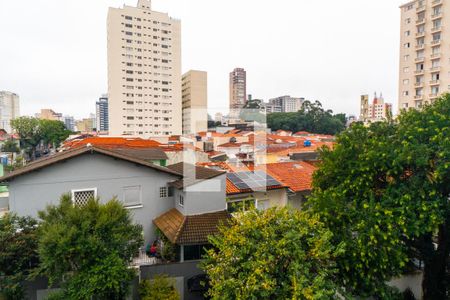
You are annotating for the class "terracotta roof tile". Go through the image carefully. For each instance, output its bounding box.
[153,209,231,245]
[263,162,317,192]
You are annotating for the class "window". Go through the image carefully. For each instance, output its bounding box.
[404,42,410,48]
[123,186,142,207]
[71,188,97,206]
[405,18,411,24]
[405,30,410,37]
[159,187,168,198]
[404,54,410,61]
[227,197,256,214]
[179,195,184,207]
[403,91,409,96]
[403,67,410,73]
[403,79,410,85]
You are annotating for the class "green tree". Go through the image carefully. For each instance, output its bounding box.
[308,95,450,299]
[267,100,346,135]
[139,275,180,300]
[36,195,143,300]
[202,208,344,300]
[1,139,20,153]
[39,119,71,148]
[0,214,39,300]
[11,117,42,159]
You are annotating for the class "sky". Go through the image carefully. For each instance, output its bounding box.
[0,0,406,119]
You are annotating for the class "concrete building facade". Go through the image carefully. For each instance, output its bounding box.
[36,109,63,121]
[399,0,447,110]
[96,95,109,132]
[107,0,182,137]
[0,91,20,133]
[181,70,208,134]
[63,116,75,132]
[360,93,393,123]
[267,96,304,113]
[229,68,247,115]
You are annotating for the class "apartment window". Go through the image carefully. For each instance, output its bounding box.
[405,30,411,37]
[404,54,410,61]
[405,18,411,24]
[432,46,441,55]
[403,91,409,96]
[71,188,97,206]
[125,16,132,20]
[433,19,442,29]
[432,59,440,68]
[417,50,424,58]
[417,25,425,33]
[431,86,439,95]
[125,23,132,28]
[125,31,133,36]
[433,33,441,41]
[159,187,168,198]
[417,37,425,45]
[416,75,424,83]
[179,195,184,207]
[433,6,442,16]
[405,4,413,11]
[404,42,411,48]
[416,63,424,71]
[403,79,410,85]
[123,186,142,207]
[432,73,440,81]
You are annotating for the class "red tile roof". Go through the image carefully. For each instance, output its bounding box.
[263,162,317,192]
[63,137,161,150]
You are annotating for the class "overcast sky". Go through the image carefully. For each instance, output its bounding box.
[0,0,405,119]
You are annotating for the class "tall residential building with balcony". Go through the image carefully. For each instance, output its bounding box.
[96,94,109,132]
[107,0,182,137]
[229,68,247,116]
[181,70,208,134]
[0,91,20,133]
[399,0,447,110]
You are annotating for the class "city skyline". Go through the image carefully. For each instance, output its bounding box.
[1,0,405,119]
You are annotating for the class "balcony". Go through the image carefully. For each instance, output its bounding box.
[414,69,425,75]
[416,31,426,37]
[430,80,440,86]
[415,82,424,87]
[431,53,441,59]
[430,66,440,72]
[415,57,425,63]
[416,18,426,25]
[429,93,439,99]
[415,43,425,50]
[414,95,424,101]
[432,0,441,7]
[431,26,442,33]
[431,12,442,20]
[431,39,441,45]
[417,5,426,12]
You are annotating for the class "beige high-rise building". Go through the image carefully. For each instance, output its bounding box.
[107,0,182,137]
[229,68,247,116]
[0,91,20,133]
[181,70,208,134]
[399,0,447,111]
[36,109,63,121]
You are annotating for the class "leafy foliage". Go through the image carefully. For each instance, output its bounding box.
[0,214,39,300]
[1,139,20,153]
[36,195,143,300]
[267,100,346,135]
[11,117,71,160]
[139,275,180,300]
[202,208,344,299]
[308,95,450,298]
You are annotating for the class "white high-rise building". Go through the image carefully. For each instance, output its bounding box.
[0,91,20,133]
[399,0,447,111]
[107,0,182,137]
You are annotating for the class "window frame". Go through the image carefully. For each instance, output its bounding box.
[71,188,97,206]
[123,185,143,209]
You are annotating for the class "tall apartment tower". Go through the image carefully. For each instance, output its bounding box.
[229,68,247,115]
[0,91,20,133]
[107,0,182,137]
[181,70,208,134]
[360,94,369,121]
[399,0,447,111]
[96,94,109,132]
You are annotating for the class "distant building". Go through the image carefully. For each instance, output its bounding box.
[63,116,75,132]
[263,103,282,114]
[214,112,223,123]
[229,68,247,116]
[107,0,182,137]
[182,70,207,134]
[267,96,304,113]
[96,95,109,132]
[0,91,20,133]
[76,118,94,133]
[36,109,63,121]
[360,93,393,123]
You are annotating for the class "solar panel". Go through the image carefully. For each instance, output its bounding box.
[228,171,282,191]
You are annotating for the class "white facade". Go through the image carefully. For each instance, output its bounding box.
[0,91,20,133]
[268,96,304,113]
[399,0,448,110]
[107,0,182,137]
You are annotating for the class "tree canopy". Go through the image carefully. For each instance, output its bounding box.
[202,208,344,299]
[36,195,143,300]
[11,117,71,160]
[308,95,450,299]
[267,100,346,135]
[0,214,39,300]
[139,275,180,300]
